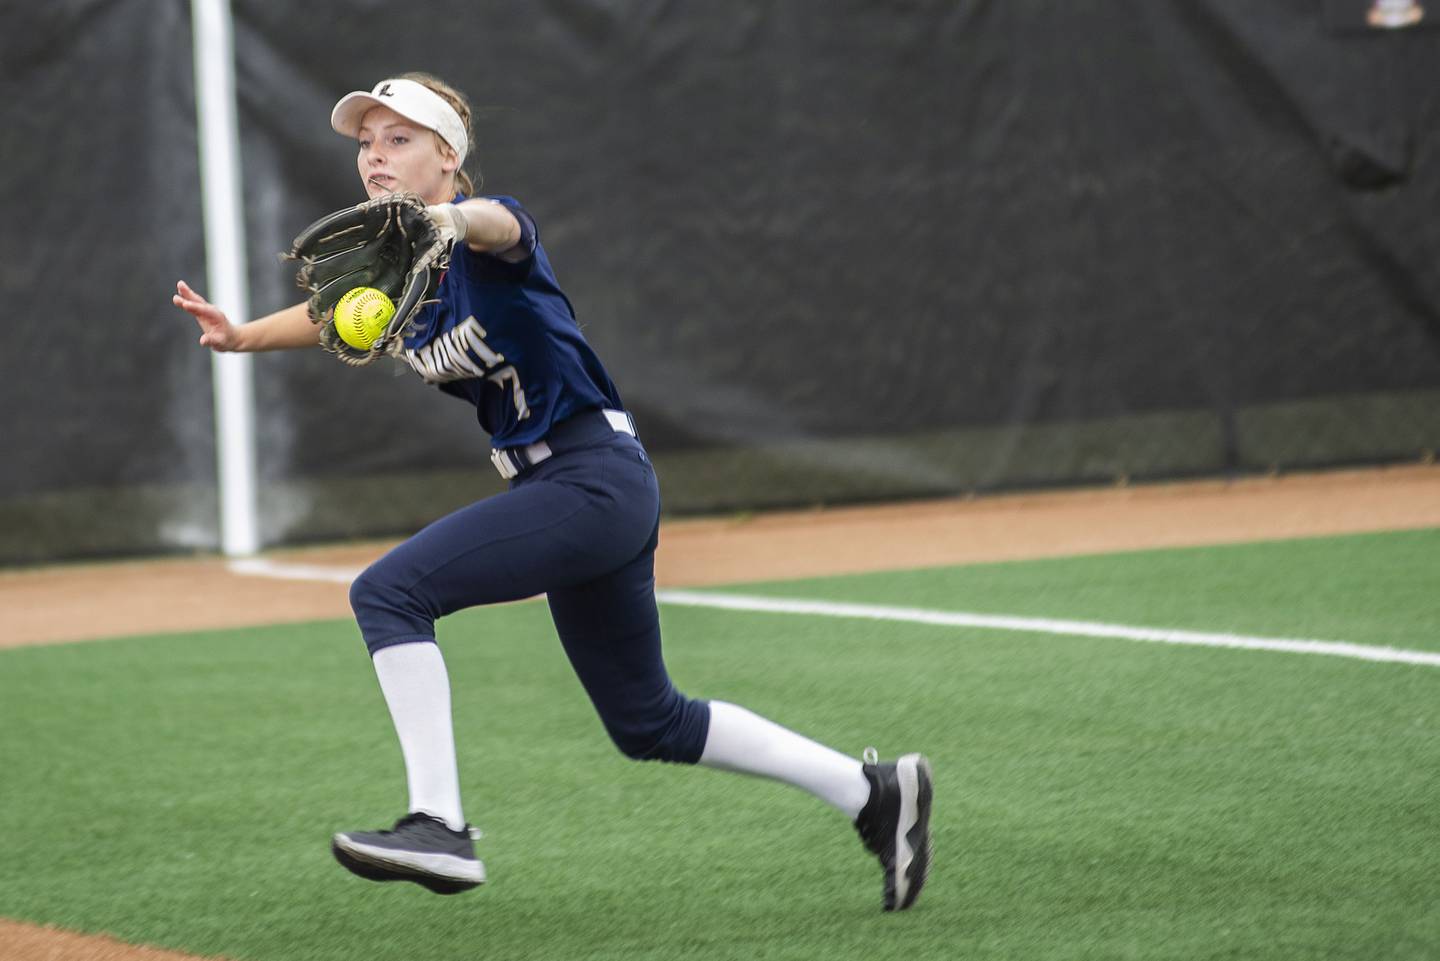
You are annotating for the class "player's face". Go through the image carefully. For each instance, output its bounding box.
[355,105,457,204]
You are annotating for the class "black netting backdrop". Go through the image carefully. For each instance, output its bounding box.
[3,0,215,564]
[5,0,1439,565]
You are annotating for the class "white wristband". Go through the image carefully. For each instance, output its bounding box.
[426,202,470,245]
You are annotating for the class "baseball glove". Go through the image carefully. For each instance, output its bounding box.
[286,192,456,366]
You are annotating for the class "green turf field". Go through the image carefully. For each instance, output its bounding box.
[2,529,1437,961]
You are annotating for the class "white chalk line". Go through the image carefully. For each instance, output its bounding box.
[658,591,1440,668]
[229,558,1440,669]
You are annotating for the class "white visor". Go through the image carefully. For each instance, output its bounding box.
[331,78,468,166]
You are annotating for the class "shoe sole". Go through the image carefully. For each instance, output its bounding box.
[331,834,485,896]
[891,754,933,911]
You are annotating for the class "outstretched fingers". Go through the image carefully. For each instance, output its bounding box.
[173,280,235,349]
[173,280,212,316]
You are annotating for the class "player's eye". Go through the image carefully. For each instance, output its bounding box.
[391,135,408,146]
[358,139,372,150]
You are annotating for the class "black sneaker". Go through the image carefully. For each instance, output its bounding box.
[332,812,486,895]
[854,749,933,911]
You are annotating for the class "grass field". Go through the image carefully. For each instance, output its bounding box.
[2,529,1438,961]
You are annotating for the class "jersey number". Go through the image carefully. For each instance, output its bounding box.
[404,315,530,420]
[487,366,530,420]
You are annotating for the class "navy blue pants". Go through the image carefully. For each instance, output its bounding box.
[349,417,710,763]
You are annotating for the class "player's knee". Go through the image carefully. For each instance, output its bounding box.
[349,565,434,652]
[607,727,665,762]
[347,566,386,619]
[602,695,709,764]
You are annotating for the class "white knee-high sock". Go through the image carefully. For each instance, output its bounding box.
[371,642,466,831]
[698,700,872,820]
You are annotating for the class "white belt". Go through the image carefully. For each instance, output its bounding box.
[490,408,636,479]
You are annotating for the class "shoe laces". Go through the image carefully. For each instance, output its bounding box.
[393,811,482,841]
[392,811,439,832]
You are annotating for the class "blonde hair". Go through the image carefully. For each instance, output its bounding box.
[397,71,479,195]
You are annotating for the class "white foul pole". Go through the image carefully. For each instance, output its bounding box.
[191,0,259,556]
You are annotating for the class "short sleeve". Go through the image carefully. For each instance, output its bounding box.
[487,195,538,263]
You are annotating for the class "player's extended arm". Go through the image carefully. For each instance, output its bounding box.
[428,199,527,262]
[173,280,321,352]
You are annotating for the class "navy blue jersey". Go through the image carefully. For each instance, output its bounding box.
[400,195,623,448]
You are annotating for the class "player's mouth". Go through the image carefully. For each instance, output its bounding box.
[367,174,397,191]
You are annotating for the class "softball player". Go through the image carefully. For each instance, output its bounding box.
[172,72,933,911]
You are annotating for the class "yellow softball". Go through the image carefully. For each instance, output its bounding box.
[333,287,396,350]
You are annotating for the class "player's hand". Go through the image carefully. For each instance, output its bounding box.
[173,280,242,351]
